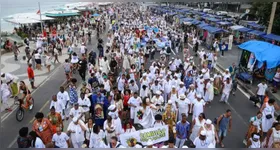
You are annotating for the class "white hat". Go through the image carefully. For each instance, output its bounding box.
[143,73,147,76]
[172,85,176,88]
[200,130,206,136]
[180,81,184,85]
[72,117,78,123]
[147,139,153,146]
[168,100,172,104]
[156,91,161,95]
[179,94,186,99]
[196,94,202,98]
[210,78,214,81]
[253,134,260,140]
[108,105,116,111]
[226,68,229,71]
[201,68,206,73]
[146,98,150,103]
[190,56,193,59]
[206,119,212,125]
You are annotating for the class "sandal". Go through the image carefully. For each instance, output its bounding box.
[220,143,225,148]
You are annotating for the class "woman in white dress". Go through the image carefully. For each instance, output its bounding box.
[99,57,110,75]
[103,116,116,144]
[246,133,261,148]
[198,119,219,148]
[139,98,156,129]
[169,86,178,104]
[264,123,280,148]
[204,78,214,104]
[190,113,206,142]
[122,54,131,72]
[45,51,52,73]
[67,117,87,148]
[260,99,280,134]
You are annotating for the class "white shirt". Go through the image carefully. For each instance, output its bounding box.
[57,91,70,107]
[80,45,86,54]
[151,84,163,94]
[151,95,164,105]
[192,99,205,117]
[129,84,139,93]
[117,77,125,91]
[89,132,107,148]
[177,86,187,96]
[34,53,41,59]
[69,107,85,120]
[128,96,142,111]
[222,81,232,94]
[78,97,91,112]
[257,83,267,96]
[193,137,211,148]
[67,120,86,143]
[52,132,70,148]
[49,100,65,114]
[33,137,45,148]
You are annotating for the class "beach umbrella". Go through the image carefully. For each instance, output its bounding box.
[92,13,100,17]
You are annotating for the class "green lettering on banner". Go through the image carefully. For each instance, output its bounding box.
[140,128,166,142]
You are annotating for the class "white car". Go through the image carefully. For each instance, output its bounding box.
[203,8,212,13]
[216,11,228,16]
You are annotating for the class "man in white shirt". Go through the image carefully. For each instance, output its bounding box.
[69,103,85,122]
[52,127,70,148]
[222,69,231,82]
[151,91,164,106]
[151,80,163,96]
[57,86,70,120]
[80,43,87,55]
[177,82,187,96]
[256,80,268,105]
[128,92,142,123]
[129,80,139,94]
[50,95,65,119]
[163,76,172,103]
[220,78,232,104]
[78,93,91,122]
[117,74,126,92]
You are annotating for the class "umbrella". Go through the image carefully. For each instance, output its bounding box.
[92,13,100,17]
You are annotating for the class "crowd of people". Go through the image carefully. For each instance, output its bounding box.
[1,2,280,149]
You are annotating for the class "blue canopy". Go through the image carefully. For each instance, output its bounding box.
[190,20,201,25]
[198,23,209,28]
[238,41,280,69]
[167,12,177,15]
[217,21,232,26]
[248,30,266,36]
[262,34,280,42]
[202,26,225,34]
[180,18,193,23]
[236,27,253,33]
[205,17,220,22]
[247,22,265,29]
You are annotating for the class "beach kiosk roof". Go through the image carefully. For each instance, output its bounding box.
[262,34,280,42]
[45,10,80,17]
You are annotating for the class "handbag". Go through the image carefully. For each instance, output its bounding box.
[265,114,272,119]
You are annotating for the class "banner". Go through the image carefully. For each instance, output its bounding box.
[119,125,169,147]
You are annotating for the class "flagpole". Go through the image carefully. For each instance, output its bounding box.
[38,2,43,35]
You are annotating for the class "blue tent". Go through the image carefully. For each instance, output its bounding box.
[202,26,225,34]
[238,41,280,69]
[207,18,221,22]
[190,20,201,25]
[198,23,209,28]
[248,30,266,36]
[180,18,193,23]
[262,34,280,42]
[92,13,100,17]
[236,27,253,33]
[217,21,232,26]
[247,22,265,29]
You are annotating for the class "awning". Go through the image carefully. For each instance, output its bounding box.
[262,34,280,42]
[198,23,209,28]
[237,27,253,33]
[4,18,41,25]
[247,22,265,29]
[217,21,232,26]
[230,25,245,31]
[238,40,280,69]
[202,26,225,34]
[248,30,266,36]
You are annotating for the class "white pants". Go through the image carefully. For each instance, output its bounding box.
[220,93,230,102]
[175,137,186,148]
[2,96,10,109]
[130,109,135,119]
[175,47,179,53]
[163,92,170,104]
[72,141,83,148]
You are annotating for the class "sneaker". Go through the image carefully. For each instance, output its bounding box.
[29,104,33,110]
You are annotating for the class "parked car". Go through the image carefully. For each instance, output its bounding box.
[216,11,228,16]
[203,8,212,13]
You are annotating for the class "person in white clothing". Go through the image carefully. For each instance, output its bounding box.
[78,93,91,122]
[220,78,232,104]
[80,43,87,55]
[140,85,151,99]
[67,117,87,148]
[29,131,45,148]
[191,94,206,119]
[246,133,261,148]
[52,127,70,148]
[177,82,187,96]
[222,69,231,82]
[1,79,12,111]
[49,95,65,119]
[193,130,211,148]
[204,78,214,104]
[69,103,85,122]
[198,119,219,148]
[57,87,70,119]
[176,95,191,121]
[151,91,164,106]
[256,80,268,105]
[128,92,142,123]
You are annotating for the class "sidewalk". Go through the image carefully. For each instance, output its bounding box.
[188,42,280,115]
[0,42,69,113]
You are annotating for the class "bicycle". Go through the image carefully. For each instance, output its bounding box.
[14,95,35,122]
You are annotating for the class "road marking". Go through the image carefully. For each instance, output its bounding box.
[1,65,63,122]
[29,100,50,123]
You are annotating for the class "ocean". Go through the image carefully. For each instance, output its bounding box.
[0,0,87,32]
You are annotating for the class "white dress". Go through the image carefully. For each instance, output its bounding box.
[190,118,206,142]
[204,82,214,102]
[99,59,110,74]
[192,99,206,119]
[176,98,191,120]
[202,124,216,148]
[248,138,260,148]
[103,120,116,144]
[262,104,275,132]
[139,106,155,129]
[123,55,130,70]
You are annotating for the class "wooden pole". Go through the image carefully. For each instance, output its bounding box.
[267,2,277,34]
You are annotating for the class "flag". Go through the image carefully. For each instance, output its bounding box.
[36,10,41,15]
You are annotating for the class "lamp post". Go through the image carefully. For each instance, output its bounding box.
[267,2,277,34]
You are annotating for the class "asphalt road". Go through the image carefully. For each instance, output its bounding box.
[0,21,109,148]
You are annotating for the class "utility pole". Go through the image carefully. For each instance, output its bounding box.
[38,2,44,34]
[267,2,277,34]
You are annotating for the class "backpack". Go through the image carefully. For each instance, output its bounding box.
[214,115,224,125]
